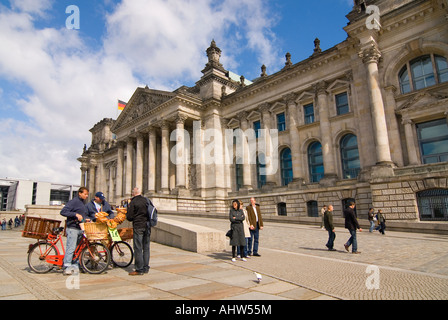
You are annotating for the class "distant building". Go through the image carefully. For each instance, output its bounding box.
[0,178,79,211]
[79,0,448,222]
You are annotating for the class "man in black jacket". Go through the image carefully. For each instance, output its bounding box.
[343,201,362,254]
[60,187,89,274]
[126,187,150,275]
[324,205,336,251]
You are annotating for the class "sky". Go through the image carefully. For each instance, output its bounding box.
[0,0,353,185]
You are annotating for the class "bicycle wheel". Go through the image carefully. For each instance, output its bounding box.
[80,242,110,274]
[110,241,133,268]
[27,241,57,274]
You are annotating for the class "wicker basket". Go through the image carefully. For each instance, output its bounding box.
[118,228,133,241]
[22,217,61,240]
[84,222,109,241]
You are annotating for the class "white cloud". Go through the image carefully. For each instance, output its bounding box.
[0,0,280,184]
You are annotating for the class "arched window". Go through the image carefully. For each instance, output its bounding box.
[417,189,448,221]
[280,148,293,186]
[340,134,361,179]
[256,153,266,189]
[307,201,318,217]
[308,141,324,183]
[277,202,287,216]
[399,54,448,94]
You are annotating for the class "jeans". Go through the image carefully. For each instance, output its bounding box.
[369,220,375,232]
[326,230,336,249]
[247,223,260,255]
[237,238,249,257]
[64,228,84,268]
[346,229,358,253]
[133,227,151,273]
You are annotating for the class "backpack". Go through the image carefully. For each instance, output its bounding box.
[146,197,158,227]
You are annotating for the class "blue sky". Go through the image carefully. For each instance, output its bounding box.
[0,0,353,185]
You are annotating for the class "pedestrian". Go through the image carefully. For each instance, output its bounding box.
[229,199,247,262]
[14,216,19,228]
[324,205,336,251]
[60,187,89,275]
[237,200,250,259]
[126,187,151,275]
[8,218,12,229]
[1,218,6,230]
[320,205,327,229]
[368,207,375,232]
[377,209,386,235]
[246,197,264,257]
[85,191,115,222]
[343,201,362,254]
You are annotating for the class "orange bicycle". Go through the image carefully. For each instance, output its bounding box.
[27,227,111,274]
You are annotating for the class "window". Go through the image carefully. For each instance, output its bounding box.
[307,201,319,217]
[417,189,448,221]
[399,55,448,94]
[308,141,324,183]
[277,203,287,216]
[253,120,261,139]
[235,158,243,191]
[0,186,9,211]
[335,92,349,115]
[304,103,315,124]
[256,154,266,189]
[416,119,448,164]
[280,148,293,186]
[340,134,361,179]
[277,113,286,132]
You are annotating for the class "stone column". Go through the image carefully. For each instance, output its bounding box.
[237,111,253,191]
[315,81,337,183]
[88,164,96,198]
[284,94,304,186]
[135,133,144,192]
[147,128,157,193]
[260,103,276,188]
[174,114,188,190]
[115,142,124,199]
[160,121,170,194]
[80,167,87,187]
[125,137,134,197]
[402,119,420,165]
[108,164,115,204]
[359,43,393,166]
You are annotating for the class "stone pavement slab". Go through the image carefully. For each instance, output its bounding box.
[0,228,330,301]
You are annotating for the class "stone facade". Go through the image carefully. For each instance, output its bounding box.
[79,0,448,222]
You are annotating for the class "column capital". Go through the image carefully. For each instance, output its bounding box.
[282,93,297,106]
[258,102,271,114]
[314,81,327,96]
[359,42,382,64]
[174,113,188,124]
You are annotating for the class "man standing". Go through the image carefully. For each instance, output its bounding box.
[324,205,336,251]
[60,187,89,275]
[344,201,362,254]
[126,187,150,275]
[246,197,263,257]
[85,191,114,222]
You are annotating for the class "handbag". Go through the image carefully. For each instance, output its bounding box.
[226,229,233,239]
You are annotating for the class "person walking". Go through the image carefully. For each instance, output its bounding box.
[246,197,263,257]
[1,218,6,230]
[377,209,386,235]
[229,199,247,262]
[324,205,336,251]
[320,205,327,229]
[126,187,151,275]
[60,187,89,275]
[343,201,362,254]
[368,207,375,233]
[85,191,114,222]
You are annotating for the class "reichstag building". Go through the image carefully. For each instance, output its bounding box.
[79,0,448,222]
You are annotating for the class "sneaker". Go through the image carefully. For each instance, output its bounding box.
[231,258,236,262]
[241,257,247,262]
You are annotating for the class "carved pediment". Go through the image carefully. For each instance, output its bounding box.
[396,90,448,113]
[112,88,176,132]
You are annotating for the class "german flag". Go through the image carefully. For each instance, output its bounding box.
[118,100,127,111]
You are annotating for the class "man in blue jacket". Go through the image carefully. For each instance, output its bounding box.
[60,187,89,275]
[85,191,114,222]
